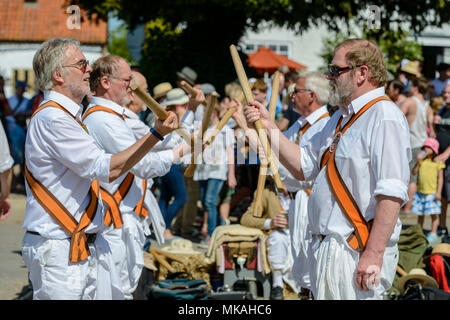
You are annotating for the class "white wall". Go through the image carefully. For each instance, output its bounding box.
[240,23,330,73]
[0,42,103,97]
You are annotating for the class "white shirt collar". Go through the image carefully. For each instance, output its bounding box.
[90,96,125,116]
[123,107,139,119]
[43,90,83,118]
[305,105,329,125]
[339,87,385,117]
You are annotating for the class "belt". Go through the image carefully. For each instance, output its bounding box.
[26,231,97,244]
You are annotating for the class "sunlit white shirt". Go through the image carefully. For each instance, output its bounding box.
[300,87,411,248]
[278,106,329,192]
[83,97,173,213]
[22,91,111,238]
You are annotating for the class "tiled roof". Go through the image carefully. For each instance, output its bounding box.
[0,0,107,44]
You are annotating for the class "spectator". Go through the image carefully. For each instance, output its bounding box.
[411,138,445,245]
[386,79,407,107]
[6,80,31,192]
[0,120,13,221]
[278,71,301,131]
[434,83,450,237]
[431,63,450,97]
[400,77,432,214]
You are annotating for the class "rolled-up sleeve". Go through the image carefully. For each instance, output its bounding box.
[370,118,411,205]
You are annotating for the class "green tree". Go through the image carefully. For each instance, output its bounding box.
[108,23,133,63]
[69,0,449,94]
[320,28,423,77]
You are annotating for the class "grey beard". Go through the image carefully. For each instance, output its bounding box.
[329,82,353,107]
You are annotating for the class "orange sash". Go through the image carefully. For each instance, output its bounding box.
[319,97,389,251]
[26,101,103,262]
[82,104,148,220]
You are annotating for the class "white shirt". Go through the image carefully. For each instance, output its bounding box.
[22,91,112,239]
[83,97,173,213]
[300,87,411,247]
[0,122,13,172]
[193,125,235,181]
[278,106,330,192]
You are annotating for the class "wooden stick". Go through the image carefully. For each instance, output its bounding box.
[151,247,185,264]
[184,92,218,177]
[131,82,192,145]
[149,247,176,273]
[229,44,285,193]
[179,80,198,98]
[253,71,280,217]
[205,107,236,146]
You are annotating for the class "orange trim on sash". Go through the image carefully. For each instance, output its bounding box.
[295,113,329,145]
[100,172,135,228]
[82,105,125,121]
[24,165,99,263]
[134,179,148,218]
[320,97,390,252]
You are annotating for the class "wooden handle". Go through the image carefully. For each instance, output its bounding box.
[229,44,284,193]
[253,73,280,217]
[149,247,176,273]
[206,107,236,146]
[184,93,218,177]
[180,80,197,98]
[397,265,407,277]
[131,83,168,120]
[131,82,193,145]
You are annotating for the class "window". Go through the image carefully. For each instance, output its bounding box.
[12,69,35,94]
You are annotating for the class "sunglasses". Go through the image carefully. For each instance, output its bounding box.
[327,64,362,78]
[62,59,89,72]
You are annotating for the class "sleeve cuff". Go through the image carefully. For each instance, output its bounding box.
[373,178,409,206]
[264,219,272,230]
[0,156,14,173]
[97,153,112,183]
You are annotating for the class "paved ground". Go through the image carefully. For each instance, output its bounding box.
[0,192,447,300]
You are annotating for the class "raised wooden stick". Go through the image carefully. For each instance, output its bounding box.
[131,82,192,145]
[229,45,285,193]
[184,92,217,177]
[179,80,198,98]
[205,107,236,146]
[253,71,280,217]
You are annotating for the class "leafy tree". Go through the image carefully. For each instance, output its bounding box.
[108,23,134,63]
[69,0,449,94]
[320,28,423,78]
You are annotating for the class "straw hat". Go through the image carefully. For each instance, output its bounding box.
[397,268,438,294]
[176,66,197,85]
[153,82,172,99]
[401,61,420,77]
[431,243,450,258]
[162,238,202,255]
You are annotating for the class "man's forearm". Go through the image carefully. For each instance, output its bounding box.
[109,133,161,182]
[0,168,12,201]
[364,195,402,257]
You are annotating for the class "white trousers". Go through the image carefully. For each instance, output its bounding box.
[22,232,123,300]
[309,235,398,300]
[267,228,301,293]
[103,211,146,300]
[288,189,311,289]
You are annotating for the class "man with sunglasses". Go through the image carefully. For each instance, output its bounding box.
[22,39,178,300]
[244,39,410,299]
[82,55,187,299]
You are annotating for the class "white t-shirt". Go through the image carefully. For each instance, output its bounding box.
[193,125,235,181]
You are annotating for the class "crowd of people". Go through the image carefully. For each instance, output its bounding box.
[0,36,449,300]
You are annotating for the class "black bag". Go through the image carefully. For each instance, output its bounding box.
[149,272,209,300]
[399,281,450,300]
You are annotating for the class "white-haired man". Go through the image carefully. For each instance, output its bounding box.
[244,39,411,299]
[277,72,331,297]
[82,56,186,300]
[21,38,178,300]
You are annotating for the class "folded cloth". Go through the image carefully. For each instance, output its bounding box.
[206,225,271,275]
